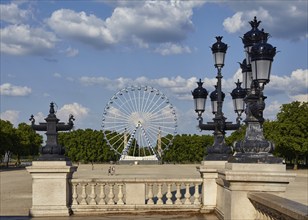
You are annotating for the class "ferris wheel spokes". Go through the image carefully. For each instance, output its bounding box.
[102,85,177,163]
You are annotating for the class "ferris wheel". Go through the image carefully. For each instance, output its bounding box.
[102,85,177,162]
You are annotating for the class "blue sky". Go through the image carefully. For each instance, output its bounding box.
[1,0,307,135]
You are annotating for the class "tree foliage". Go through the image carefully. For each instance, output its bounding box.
[58,129,213,164]
[1,101,305,166]
[163,134,213,163]
[0,120,42,165]
[270,102,308,168]
[58,129,117,163]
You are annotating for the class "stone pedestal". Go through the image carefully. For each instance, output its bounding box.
[26,161,77,217]
[125,183,146,205]
[216,163,296,220]
[197,161,227,213]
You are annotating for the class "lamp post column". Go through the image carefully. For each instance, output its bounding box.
[229,17,282,164]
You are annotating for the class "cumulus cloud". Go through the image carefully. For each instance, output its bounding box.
[78,67,307,104]
[57,102,90,121]
[47,9,116,49]
[0,110,20,125]
[154,43,191,56]
[0,83,32,96]
[0,24,57,55]
[79,75,229,100]
[223,1,306,40]
[105,1,199,44]
[0,2,30,24]
[267,69,308,100]
[223,12,245,33]
[46,1,204,52]
[31,112,45,124]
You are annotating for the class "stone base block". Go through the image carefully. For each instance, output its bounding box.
[217,162,296,220]
[197,160,227,214]
[30,205,72,217]
[27,160,77,217]
[200,160,227,170]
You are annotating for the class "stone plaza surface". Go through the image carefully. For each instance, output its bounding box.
[1,164,307,219]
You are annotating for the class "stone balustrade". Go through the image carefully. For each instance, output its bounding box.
[70,178,202,215]
[27,161,297,218]
[248,192,308,220]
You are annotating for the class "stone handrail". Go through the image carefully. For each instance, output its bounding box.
[248,192,308,220]
[70,178,202,214]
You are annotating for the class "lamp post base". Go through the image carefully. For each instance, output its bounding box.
[205,153,231,161]
[37,154,70,161]
[228,152,283,164]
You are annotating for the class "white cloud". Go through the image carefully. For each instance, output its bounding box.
[0,83,31,96]
[78,68,307,105]
[57,102,90,121]
[106,1,198,44]
[265,100,281,119]
[46,1,204,51]
[223,2,306,40]
[47,9,116,49]
[0,2,30,24]
[154,43,191,56]
[267,69,307,99]
[64,47,79,57]
[0,24,57,55]
[31,112,45,125]
[223,12,245,33]
[53,72,62,78]
[0,110,19,125]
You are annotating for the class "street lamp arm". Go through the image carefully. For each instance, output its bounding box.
[225,121,241,130]
[198,120,216,130]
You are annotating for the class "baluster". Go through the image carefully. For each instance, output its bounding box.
[166,183,173,204]
[156,183,163,205]
[193,182,200,205]
[175,183,182,205]
[256,210,261,220]
[184,183,191,205]
[72,182,79,205]
[89,183,97,205]
[108,183,115,205]
[98,183,106,205]
[80,183,88,205]
[117,183,124,205]
[147,183,154,205]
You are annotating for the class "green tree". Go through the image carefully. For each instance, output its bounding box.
[59,129,117,163]
[15,123,42,164]
[0,120,15,166]
[272,102,308,169]
[162,134,213,163]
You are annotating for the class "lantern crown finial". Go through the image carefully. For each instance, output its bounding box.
[249,16,261,29]
[211,36,228,53]
[192,79,208,99]
[241,17,267,48]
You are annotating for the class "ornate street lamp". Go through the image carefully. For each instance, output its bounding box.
[239,59,253,91]
[192,36,245,161]
[250,33,276,86]
[192,79,208,118]
[210,86,225,115]
[230,17,283,163]
[231,80,247,118]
